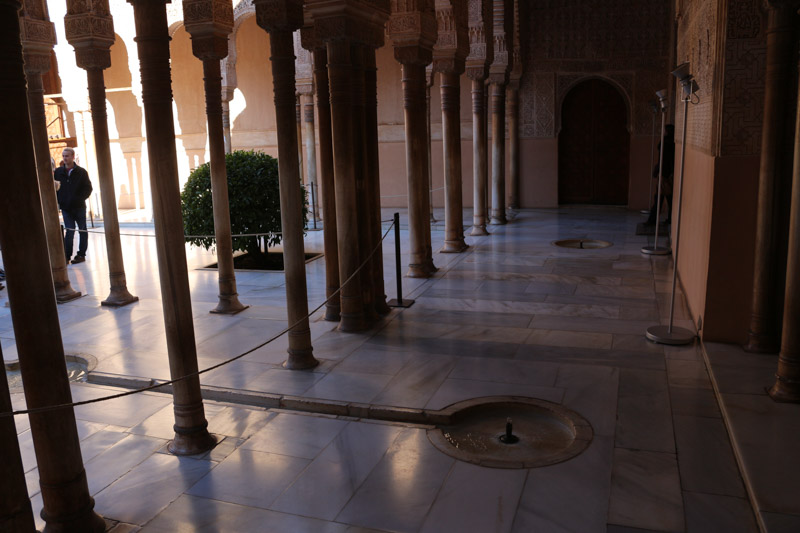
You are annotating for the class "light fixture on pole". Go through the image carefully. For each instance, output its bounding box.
[642,89,671,255]
[642,99,660,215]
[646,63,697,345]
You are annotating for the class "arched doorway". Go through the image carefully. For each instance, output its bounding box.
[558,79,629,205]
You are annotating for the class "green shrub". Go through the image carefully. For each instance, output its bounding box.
[181,150,307,260]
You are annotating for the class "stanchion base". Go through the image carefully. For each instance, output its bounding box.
[645,325,695,345]
[640,209,650,215]
[641,245,671,255]
[388,298,415,308]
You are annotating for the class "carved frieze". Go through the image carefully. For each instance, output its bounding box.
[254,0,303,32]
[304,0,390,47]
[295,31,314,93]
[509,0,521,82]
[466,0,492,80]
[20,0,56,74]
[432,0,468,74]
[488,0,512,84]
[65,0,115,70]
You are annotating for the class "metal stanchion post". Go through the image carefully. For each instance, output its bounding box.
[642,89,671,256]
[642,102,658,214]
[646,63,698,345]
[388,212,415,308]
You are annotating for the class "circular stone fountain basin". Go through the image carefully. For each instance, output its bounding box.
[5,355,92,391]
[428,397,592,469]
[552,238,612,249]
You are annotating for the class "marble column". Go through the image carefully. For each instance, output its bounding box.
[312,45,341,322]
[183,2,247,315]
[426,65,436,224]
[364,45,390,315]
[222,87,234,153]
[770,27,800,403]
[327,39,367,328]
[439,71,468,252]
[128,0,216,454]
[470,79,489,235]
[296,96,305,183]
[507,83,520,210]
[489,82,507,225]
[256,16,320,364]
[86,69,140,307]
[1,8,105,530]
[466,0,493,236]
[20,12,81,302]
[0,347,35,532]
[301,93,320,222]
[745,0,798,353]
[351,43,378,324]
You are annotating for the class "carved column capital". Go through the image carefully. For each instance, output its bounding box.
[295,31,314,94]
[466,0,493,81]
[19,0,56,75]
[432,0,468,74]
[182,0,233,60]
[487,0,513,85]
[388,0,436,65]
[65,0,115,70]
[305,0,389,47]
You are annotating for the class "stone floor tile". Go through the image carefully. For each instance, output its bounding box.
[186,448,309,509]
[366,334,519,359]
[270,422,403,521]
[528,315,655,335]
[242,367,323,396]
[513,436,613,533]
[527,329,613,350]
[613,334,665,354]
[302,371,394,404]
[242,412,348,459]
[371,354,456,408]
[79,429,129,463]
[669,387,721,418]
[683,492,758,533]
[71,385,172,428]
[94,454,215,525]
[449,358,560,387]
[517,344,665,371]
[615,369,674,453]
[128,404,179,440]
[608,448,684,532]
[425,378,564,410]
[85,434,166,495]
[395,306,533,328]
[336,428,454,533]
[333,347,415,375]
[420,461,526,533]
[206,406,276,440]
[667,360,712,390]
[200,361,273,390]
[556,365,619,437]
[673,415,745,497]
[760,511,800,533]
[142,494,356,533]
[441,324,533,344]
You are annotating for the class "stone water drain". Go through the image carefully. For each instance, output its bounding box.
[552,238,612,249]
[5,354,93,391]
[427,396,593,469]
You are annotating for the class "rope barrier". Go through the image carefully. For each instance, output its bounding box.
[1,221,396,419]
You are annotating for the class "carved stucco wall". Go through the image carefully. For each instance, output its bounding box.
[521,0,672,139]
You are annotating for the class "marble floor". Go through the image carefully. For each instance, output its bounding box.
[2,207,797,532]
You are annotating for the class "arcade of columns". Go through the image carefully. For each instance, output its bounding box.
[3,0,800,532]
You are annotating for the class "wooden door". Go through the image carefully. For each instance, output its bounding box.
[558,79,630,205]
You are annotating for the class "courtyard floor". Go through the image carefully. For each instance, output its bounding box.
[1,207,798,532]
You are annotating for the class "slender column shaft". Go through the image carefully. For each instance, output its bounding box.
[489,82,507,224]
[351,44,377,324]
[328,40,366,330]
[313,47,341,322]
[86,68,138,308]
[1,11,104,531]
[470,79,489,235]
[402,63,436,277]
[301,93,319,222]
[296,97,304,183]
[507,86,520,209]
[426,77,436,223]
[364,46,390,315]
[440,71,468,253]
[269,30,319,366]
[130,0,215,454]
[222,94,233,154]
[202,59,246,315]
[746,2,797,352]
[770,42,800,403]
[26,73,81,302]
[0,347,36,532]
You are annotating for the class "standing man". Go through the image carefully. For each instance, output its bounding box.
[54,147,93,264]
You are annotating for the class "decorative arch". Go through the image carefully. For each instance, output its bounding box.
[555,74,633,136]
[224,0,257,91]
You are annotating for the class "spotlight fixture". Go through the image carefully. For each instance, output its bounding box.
[671,63,699,97]
[655,89,668,109]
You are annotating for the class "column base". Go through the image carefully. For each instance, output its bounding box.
[441,240,469,253]
[407,263,433,278]
[210,294,248,315]
[40,500,106,533]
[338,312,367,332]
[55,284,82,303]
[168,428,217,456]
[324,303,341,322]
[489,215,507,225]
[284,347,320,370]
[101,287,139,308]
[768,375,800,403]
[375,296,391,316]
[470,224,489,236]
[743,331,780,354]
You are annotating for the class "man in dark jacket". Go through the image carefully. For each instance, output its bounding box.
[54,147,93,264]
[645,124,675,226]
